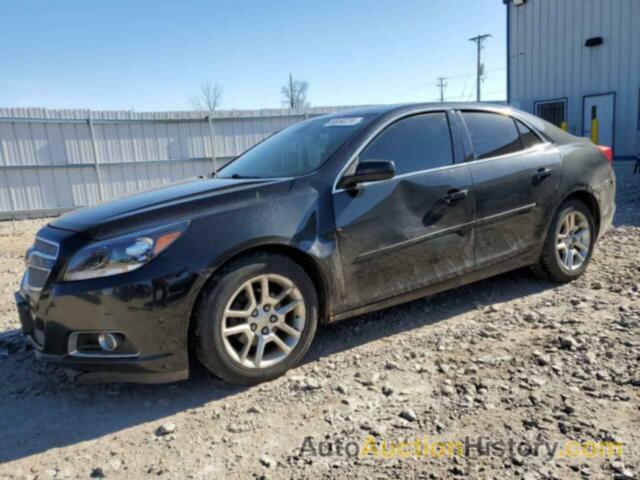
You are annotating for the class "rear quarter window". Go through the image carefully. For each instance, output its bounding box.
[515,120,543,149]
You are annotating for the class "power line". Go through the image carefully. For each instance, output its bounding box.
[459,48,477,100]
[444,89,506,101]
[445,66,505,80]
[436,77,448,102]
[396,67,505,99]
[469,34,492,102]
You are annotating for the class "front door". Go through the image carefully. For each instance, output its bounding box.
[332,112,475,313]
[583,93,615,149]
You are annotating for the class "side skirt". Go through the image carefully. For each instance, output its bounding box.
[328,250,539,323]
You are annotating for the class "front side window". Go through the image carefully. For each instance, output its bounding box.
[359,113,453,175]
[218,114,373,178]
[462,112,522,159]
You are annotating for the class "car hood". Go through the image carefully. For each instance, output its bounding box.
[50,176,291,239]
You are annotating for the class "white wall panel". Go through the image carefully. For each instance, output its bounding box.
[508,0,640,157]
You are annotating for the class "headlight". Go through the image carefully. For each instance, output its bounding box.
[63,222,188,281]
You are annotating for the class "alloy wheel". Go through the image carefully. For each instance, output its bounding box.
[555,210,591,271]
[221,274,305,369]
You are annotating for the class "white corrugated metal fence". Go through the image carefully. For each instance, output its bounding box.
[0,106,358,219]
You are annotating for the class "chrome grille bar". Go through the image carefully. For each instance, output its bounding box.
[24,237,59,291]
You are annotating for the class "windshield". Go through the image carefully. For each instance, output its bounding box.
[218,114,373,178]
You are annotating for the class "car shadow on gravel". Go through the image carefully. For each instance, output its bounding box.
[0,337,250,463]
[0,267,555,464]
[307,267,553,362]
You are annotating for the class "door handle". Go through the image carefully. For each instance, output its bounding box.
[443,189,468,205]
[534,167,552,181]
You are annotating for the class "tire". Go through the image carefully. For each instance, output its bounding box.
[194,253,318,385]
[532,199,596,282]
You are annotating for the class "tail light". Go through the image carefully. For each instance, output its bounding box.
[597,145,613,162]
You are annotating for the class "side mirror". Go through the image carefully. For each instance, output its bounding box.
[337,160,396,189]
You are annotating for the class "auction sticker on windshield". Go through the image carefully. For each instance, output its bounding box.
[324,117,364,127]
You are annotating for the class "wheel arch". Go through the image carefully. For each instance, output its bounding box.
[538,187,602,259]
[187,241,331,360]
[560,188,601,236]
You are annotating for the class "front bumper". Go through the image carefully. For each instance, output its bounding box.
[16,255,202,384]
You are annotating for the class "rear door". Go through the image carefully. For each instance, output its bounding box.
[460,110,561,268]
[332,112,475,311]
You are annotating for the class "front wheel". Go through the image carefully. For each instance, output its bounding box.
[532,199,596,282]
[194,253,318,385]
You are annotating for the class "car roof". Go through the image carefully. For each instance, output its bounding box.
[327,102,513,119]
[324,102,578,146]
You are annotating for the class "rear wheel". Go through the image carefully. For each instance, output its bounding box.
[532,199,596,282]
[195,253,318,384]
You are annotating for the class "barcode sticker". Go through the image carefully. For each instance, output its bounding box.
[324,117,364,127]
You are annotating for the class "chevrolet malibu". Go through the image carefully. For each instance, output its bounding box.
[16,103,616,384]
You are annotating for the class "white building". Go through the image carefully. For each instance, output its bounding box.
[505,0,640,158]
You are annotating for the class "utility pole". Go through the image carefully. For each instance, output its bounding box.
[436,77,448,102]
[469,34,491,102]
[288,73,294,109]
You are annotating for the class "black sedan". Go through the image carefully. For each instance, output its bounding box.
[16,103,616,384]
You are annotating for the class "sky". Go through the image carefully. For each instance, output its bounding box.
[0,0,507,112]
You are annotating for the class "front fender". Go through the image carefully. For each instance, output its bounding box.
[169,181,340,324]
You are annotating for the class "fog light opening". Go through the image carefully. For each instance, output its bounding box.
[98,333,122,352]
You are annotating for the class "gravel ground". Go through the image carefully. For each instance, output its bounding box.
[0,162,638,480]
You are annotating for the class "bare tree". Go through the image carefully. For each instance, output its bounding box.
[281,73,309,109]
[190,80,223,113]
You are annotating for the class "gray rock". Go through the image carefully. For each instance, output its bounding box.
[155,423,176,436]
[535,354,551,366]
[580,351,597,365]
[304,378,322,390]
[441,385,456,396]
[356,373,379,387]
[259,455,274,468]
[90,467,106,478]
[558,335,578,350]
[613,472,635,480]
[381,385,394,396]
[384,361,400,370]
[399,409,418,422]
[610,460,626,473]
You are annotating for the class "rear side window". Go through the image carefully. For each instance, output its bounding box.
[360,113,453,175]
[516,120,543,149]
[462,112,522,159]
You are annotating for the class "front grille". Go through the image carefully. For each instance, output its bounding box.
[26,267,49,289]
[24,237,59,291]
